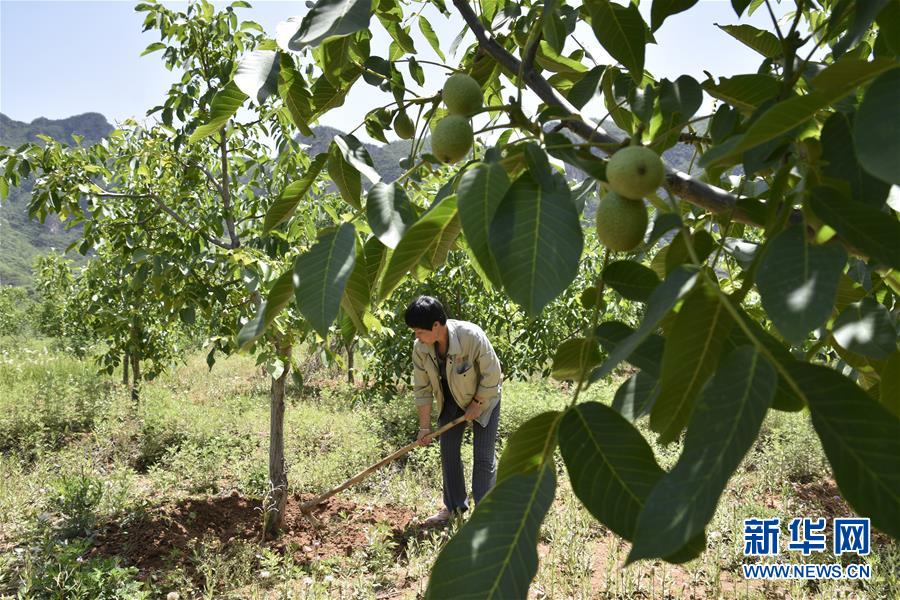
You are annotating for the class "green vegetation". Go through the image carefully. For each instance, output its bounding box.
[1,343,896,599]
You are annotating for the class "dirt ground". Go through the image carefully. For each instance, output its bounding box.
[89,492,419,578]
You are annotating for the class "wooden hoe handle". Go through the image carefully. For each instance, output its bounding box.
[300,414,468,512]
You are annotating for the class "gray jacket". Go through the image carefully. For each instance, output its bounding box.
[412,319,502,428]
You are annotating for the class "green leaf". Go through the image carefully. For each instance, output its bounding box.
[366,181,417,249]
[703,59,899,166]
[558,402,705,561]
[595,321,665,378]
[278,55,314,136]
[723,308,804,412]
[630,346,776,561]
[237,269,295,349]
[490,169,583,315]
[833,0,891,57]
[320,34,366,87]
[310,73,356,119]
[425,466,556,599]
[422,204,461,269]
[612,372,660,421]
[647,212,682,246]
[340,235,370,333]
[536,41,588,74]
[755,225,848,344]
[584,0,647,82]
[876,1,900,55]
[785,362,900,539]
[731,0,753,17]
[140,42,166,56]
[702,74,779,113]
[263,153,328,233]
[880,352,900,418]
[286,0,373,49]
[659,75,702,121]
[551,338,602,382]
[234,50,280,104]
[854,67,900,185]
[601,67,635,132]
[603,260,661,302]
[497,411,561,485]
[417,16,445,61]
[334,133,380,184]
[568,65,606,110]
[717,24,781,58]
[651,283,734,444]
[363,235,388,296]
[663,230,715,276]
[379,195,458,299]
[328,144,362,210]
[293,223,357,338]
[457,162,510,289]
[189,81,248,142]
[809,186,900,269]
[559,402,662,541]
[832,298,898,360]
[651,0,699,32]
[590,266,699,382]
[820,112,890,208]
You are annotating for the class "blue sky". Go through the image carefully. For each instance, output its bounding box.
[1,0,793,137]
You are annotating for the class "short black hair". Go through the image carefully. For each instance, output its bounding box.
[404,295,447,329]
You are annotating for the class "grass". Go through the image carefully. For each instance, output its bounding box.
[0,340,897,599]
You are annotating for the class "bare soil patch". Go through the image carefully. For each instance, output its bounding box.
[89,492,419,577]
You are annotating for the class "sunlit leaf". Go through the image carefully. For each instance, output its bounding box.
[630,346,776,561]
[786,362,900,539]
[832,298,898,360]
[426,466,556,599]
[285,0,373,49]
[809,186,900,269]
[366,181,417,249]
[263,153,328,233]
[189,81,248,142]
[651,282,733,444]
[755,225,847,344]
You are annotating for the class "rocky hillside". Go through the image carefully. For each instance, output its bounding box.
[0,113,114,287]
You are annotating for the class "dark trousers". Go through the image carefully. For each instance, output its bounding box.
[437,398,500,513]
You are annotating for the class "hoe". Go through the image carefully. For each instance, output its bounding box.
[299,415,467,515]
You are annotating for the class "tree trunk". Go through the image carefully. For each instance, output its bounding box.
[346,342,355,385]
[263,343,291,540]
[122,352,130,387]
[130,353,141,404]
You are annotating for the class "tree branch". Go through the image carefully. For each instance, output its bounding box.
[450,0,771,227]
[219,132,240,248]
[95,192,231,249]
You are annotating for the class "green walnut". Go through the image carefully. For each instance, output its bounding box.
[431,115,474,164]
[442,73,483,116]
[595,191,648,252]
[393,111,415,140]
[606,146,665,199]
